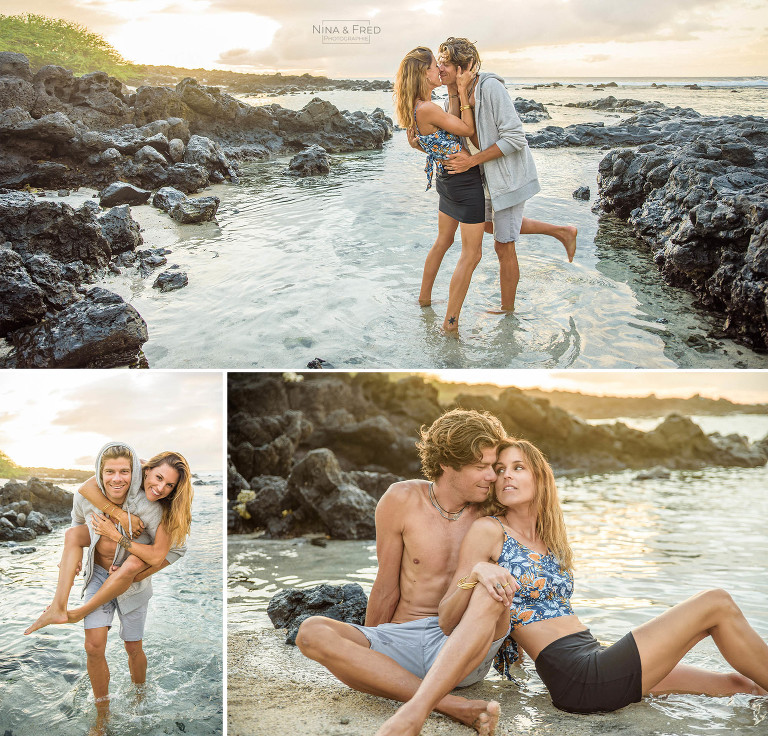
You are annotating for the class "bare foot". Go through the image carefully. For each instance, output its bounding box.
[487,306,514,314]
[24,605,67,634]
[561,225,577,263]
[419,297,432,307]
[374,708,424,736]
[472,700,500,736]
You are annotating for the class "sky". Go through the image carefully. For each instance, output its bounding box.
[0,372,223,470]
[8,0,768,78]
[425,370,768,404]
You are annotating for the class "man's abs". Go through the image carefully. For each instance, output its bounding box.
[94,536,117,570]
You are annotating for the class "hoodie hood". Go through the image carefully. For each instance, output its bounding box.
[94,441,142,505]
[477,71,506,89]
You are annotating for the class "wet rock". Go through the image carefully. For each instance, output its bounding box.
[2,287,148,368]
[287,449,376,539]
[25,510,53,535]
[99,182,151,207]
[267,583,368,645]
[572,186,590,200]
[99,205,143,254]
[634,466,671,480]
[184,134,234,180]
[10,546,36,554]
[565,96,659,112]
[595,112,768,348]
[169,195,219,223]
[513,97,550,123]
[153,267,188,292]
[152,185,187,212]
[0,244,47,333]
[0,478,73,516]
[286,145,331,176]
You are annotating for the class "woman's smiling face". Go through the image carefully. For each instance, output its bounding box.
[493,446,536,508]
[144,462,180,502]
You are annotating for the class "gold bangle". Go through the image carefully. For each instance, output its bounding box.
[102,502,114,516]
[457,576,478,590]
[460,105,472,111]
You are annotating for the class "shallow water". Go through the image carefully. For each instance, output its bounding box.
[78,80,768,369]
[228,460,768,734]
[0,476,223,735]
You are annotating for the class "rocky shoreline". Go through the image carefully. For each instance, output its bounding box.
[0,477,73,550]
[227,374,768,540]
[524,101,768,350]
[0,52,393,367]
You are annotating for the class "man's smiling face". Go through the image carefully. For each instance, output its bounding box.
[102,457,132,505]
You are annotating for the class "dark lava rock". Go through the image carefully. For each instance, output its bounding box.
[513,97,550,123]
[572,186,591,200]
[0,478,72,516]
[0,243,47,333]
[595,112,768,349]
[169,195,219,223]
[287,449,376,539]
[2,287,148,368]
[153,268,188,292]
[10,546,36,554]
[152,185,187,212]
[267,583,368,645]
[285,144,331,176]
[99,204,143,254]
[99,182,151,207]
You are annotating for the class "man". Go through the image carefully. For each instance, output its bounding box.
[413,38,577,312]
[296,409,517,735]
[71,442,184,733]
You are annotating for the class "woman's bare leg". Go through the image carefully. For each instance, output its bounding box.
[633,589,768,695]
[25,524,90,634]
[374,587,508,736]
[519,217,577,262]
[67,555,149,623]
[419,212,459,306]
[443,222,485,334]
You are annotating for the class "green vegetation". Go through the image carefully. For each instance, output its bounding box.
[0,13,140,79]
[0,450,23,479]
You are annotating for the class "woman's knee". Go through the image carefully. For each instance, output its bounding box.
[725,672,759,694]
[64,525,88,547]
[698,588,740,619]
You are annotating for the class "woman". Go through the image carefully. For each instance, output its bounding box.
[375,439,768,735]
[394,47,482,334]
[24,445,193,634]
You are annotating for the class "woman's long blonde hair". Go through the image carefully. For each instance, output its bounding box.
[482,439,574,572]
[144,451,193,548]
[393,46,434,129]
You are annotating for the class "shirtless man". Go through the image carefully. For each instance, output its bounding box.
[296,409,518,735]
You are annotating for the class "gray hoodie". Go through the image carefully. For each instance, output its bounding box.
[71,441,186,614]
[470,72,541,210]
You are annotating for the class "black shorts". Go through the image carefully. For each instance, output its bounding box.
[534,629,643,713]
[435,167,485,224]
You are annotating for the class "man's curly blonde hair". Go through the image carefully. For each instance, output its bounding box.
[417,408,506,481]
[438,37,481,72]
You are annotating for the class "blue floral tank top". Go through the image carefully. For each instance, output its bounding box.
[491,516,574,679]
[413,102,462,191]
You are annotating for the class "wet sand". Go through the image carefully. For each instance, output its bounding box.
[228,623,627,736]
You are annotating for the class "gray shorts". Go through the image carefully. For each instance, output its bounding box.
[348,616,509,688]
[83,564,148,642]
[485,199,525,244]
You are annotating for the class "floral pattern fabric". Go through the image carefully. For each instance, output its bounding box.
[413,105,462,191]
[491,516,574,679]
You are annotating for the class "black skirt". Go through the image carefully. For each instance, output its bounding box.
[534,629,643,713]
[435,166,485,224]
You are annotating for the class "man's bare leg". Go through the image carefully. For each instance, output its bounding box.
[68,556,149,623]
[85,627,111,735]
[519,217,577,262]
[125,639,147,685]
[25,525,90,634]
[297,616,498,731]
[375,588,507,736]
[494,240,519,312]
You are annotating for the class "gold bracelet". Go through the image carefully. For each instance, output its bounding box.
[460,105,472,111]
[457,576,478,589]
[102,502,114,516]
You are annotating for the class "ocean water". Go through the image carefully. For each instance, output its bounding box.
[79,79,768,369]
[0,475,223,736]
[228,458,768,734]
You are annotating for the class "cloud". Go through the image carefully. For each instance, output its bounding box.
[582,54,611,62]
